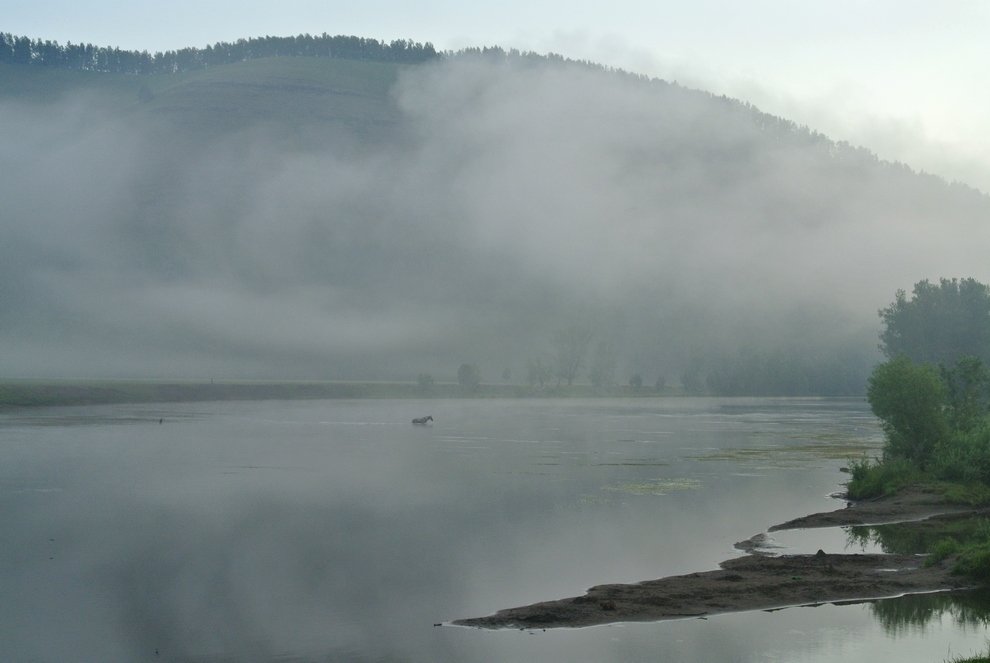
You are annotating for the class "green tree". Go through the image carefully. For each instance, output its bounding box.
[457,363,481,393]
[879,278,990,366]
[629,374,643,391]
[867,356,949,469]
[941,357,990,433]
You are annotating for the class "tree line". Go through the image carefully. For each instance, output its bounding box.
[854,277,990,489]
[0,32,439,75]
[848,278,990,582]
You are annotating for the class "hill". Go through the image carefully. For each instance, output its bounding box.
[1,39,989,394]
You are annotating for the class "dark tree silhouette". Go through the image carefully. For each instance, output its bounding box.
[0,32,439,74]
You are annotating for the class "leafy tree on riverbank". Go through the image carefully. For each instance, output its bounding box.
[859,355,990,487]
[867,356,948,469]
[879,278,990,366]
[854,279,990,496]
[853,279,990,582]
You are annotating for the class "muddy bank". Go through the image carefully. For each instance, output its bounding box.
[454,490,984,629]
[769,487,990,530]
[455,552,969,629]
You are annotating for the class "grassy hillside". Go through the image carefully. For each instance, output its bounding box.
[140,57,406,139]
[0,56,408,141]
[0,61,148,104]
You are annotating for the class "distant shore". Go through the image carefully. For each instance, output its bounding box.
[454,488,986,629]
[0,379,674,408]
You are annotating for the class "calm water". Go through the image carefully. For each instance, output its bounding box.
[1,397,988,662]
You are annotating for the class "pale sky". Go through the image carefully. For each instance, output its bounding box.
[5,0,990,193]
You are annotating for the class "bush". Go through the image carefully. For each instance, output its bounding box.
[926,538,961,566]
[847,457,921,500]
[953,542,990,581]
[931,422,990,484]
[939,482,990,506]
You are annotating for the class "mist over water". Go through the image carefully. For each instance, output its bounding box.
[3,398,990,662]
[2,56,989,382]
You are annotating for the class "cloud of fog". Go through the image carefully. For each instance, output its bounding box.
[392,59,990,358]
[2,56,989,383]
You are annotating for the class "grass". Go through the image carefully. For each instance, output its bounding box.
[846,457,925,499]
[0,56,409,147]
[0,61,148,105]
[846,454,990,583]
[947,646,990,663]
[847,457,990,506]
[140,57,405,139]
[850,512,990,583]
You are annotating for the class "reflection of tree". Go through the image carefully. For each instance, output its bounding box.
[846,523,937,555]
[870,589,990,635]
[846,517,990,556]
[855,515,990,634]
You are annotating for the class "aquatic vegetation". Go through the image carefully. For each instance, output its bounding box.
[601,477,701,496]
[693,438,877,467]
[948,643,990,663]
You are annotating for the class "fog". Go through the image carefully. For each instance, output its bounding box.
[3,55,989,387]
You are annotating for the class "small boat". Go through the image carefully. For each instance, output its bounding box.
[412,415,434,425]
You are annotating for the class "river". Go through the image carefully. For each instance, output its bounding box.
[2,397,988,661]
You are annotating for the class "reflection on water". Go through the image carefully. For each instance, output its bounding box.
[847,516,990,557]
[2,397,989,662]
[870,589,990,635]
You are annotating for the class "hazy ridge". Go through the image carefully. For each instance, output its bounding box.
[2,37,989,394]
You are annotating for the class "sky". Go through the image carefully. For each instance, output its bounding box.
[5,0,990,194]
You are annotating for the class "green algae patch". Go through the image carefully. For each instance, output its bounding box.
[691,439,879,466]
[602,477,701,496]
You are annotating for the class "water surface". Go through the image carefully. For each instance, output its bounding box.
[2,397,988,661]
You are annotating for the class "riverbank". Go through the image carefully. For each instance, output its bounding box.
[454,488,986,629]
[0,379,674,408]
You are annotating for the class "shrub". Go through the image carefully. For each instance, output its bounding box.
[939,482,990,506]
[953,542,990,581]
[932,421,990,485]
[926,538,961,566]
[847,457,921,499]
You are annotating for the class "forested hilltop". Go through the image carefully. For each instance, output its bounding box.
[2,30,989,395]
[0,32,439,73]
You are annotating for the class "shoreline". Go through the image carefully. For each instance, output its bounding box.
[0,379,696,408]
[453,488,983,629]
